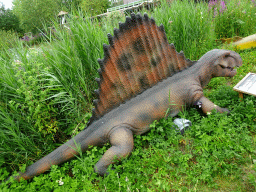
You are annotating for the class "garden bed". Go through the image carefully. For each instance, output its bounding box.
[0,0,256,191]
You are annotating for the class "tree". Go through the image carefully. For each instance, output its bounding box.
[13,0,62,33]
[80,0,110,16]
[0,4,23,34]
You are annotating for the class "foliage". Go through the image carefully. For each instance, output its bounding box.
[109,0,124,7]
[152,0,216,60]
[0,4,23,35]
[61,0,82,12]
[0,46,69,170]
[100,10,126,32]
[12,0,61,34]
[211,0,256,38]
[1,85,256,190]
[0,0,256,190]
[42,14,107,114]
[80,0,110,16]
[0,30,19,51]
[12,56,60,138]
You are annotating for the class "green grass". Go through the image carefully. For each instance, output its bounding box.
[0,0,256,190]
[152,0,216,60]
[214,0,256,39]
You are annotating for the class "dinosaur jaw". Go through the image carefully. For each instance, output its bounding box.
[219,65,238,77]
[225,66,237,77]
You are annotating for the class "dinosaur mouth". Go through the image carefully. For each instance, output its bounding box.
[220,65,237,76]
[227,67,237,76]
[227,66,236,72]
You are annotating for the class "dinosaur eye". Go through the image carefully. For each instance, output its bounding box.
[219,65,226,69]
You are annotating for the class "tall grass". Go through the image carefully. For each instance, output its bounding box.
[0,14,110,170]
[42,18,103,107]
[213,0,256,38]
[152,0,215,60]
[0,30,19,52]
[0,43,65,170]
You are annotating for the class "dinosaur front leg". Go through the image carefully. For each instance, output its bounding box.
[198,96,230,114]
[95,127,134,176]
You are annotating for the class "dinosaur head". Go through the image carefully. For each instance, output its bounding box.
[211,49,243,77]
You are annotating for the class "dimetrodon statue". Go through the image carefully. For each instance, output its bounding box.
[9,12,242,181]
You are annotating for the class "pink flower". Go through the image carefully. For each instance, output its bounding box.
[219,0,226,14]
[208,0,218,10]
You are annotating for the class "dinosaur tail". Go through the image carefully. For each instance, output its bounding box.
[11,127,101,181]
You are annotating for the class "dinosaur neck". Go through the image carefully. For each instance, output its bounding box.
[195,63,214,88]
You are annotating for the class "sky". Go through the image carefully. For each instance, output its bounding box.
[0,0,13,9]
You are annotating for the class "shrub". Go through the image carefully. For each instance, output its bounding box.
[0,5,23,35]
[0,47,68,170]
[212,0,256,38]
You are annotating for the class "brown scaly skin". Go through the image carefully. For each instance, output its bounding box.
[5,13,242,182]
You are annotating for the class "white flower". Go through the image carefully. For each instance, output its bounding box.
[56,177,64,186]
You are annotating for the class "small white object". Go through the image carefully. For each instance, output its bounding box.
[56,178,64,186]
[173,118,192,134]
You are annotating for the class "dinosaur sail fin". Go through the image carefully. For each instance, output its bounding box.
[89,12,196,123]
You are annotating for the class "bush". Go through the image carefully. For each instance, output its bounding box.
[212,0,256,38]
[0,5,23,35]
[0,47,69,170]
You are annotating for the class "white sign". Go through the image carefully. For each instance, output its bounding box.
[234,73,256,96]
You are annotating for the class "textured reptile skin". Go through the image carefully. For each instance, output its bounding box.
[9,12,242,181]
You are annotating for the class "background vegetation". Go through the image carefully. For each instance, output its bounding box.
[0,0,256,191]
[80,0,110,16]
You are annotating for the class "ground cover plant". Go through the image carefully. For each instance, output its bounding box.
[0,0,256,191]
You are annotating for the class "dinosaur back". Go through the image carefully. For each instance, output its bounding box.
[89,13,195,124]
